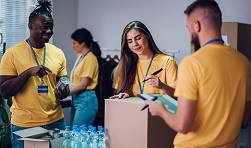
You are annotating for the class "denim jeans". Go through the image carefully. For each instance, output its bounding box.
[71,90,98,127]
[11,118,66,148]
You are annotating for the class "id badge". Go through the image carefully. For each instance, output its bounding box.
[37,85,49,93]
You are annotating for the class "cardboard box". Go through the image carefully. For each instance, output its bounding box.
[105,97,177,148]
[13,127,64,148]
[221,22,251,61]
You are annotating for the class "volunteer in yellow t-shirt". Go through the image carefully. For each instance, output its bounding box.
[0,1,70,148]
[145,0,251,147]
[68,28,102,126]
[110,20,178,99]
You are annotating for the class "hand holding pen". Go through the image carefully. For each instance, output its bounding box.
[141,96,158,111]
[144,100,166,117]
[142,68,163,82]
[138,94,158,111]
[143,68,164,89]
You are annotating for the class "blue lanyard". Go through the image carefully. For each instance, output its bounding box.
[27,38,46,66]
[203,38,224,47]
[137,53,155,94]
[27,38,46,84]
[71,50,91,83]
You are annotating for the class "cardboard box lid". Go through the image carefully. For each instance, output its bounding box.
[105,96,177,113]
[106,97,143,104]
[13,127,48,138]
[13,127,49,141]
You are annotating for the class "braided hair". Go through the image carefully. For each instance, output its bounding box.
[29,0,53,22]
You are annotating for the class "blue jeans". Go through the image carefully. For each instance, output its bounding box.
[71,90,98,127]
[11,118,66,148]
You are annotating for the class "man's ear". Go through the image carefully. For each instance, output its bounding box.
[193,20,201,33]
[28,22,33,30]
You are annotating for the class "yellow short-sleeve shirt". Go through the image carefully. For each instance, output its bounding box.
[70,52,99,90]
[174,44,251,147]
[0,40,67,127]
[132,54,177,95]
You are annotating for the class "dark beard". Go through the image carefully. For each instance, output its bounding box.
[191,34,201,52]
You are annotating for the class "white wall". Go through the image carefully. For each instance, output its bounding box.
[77,0,251,64]
[53,0,78,74]
[77,0,190,64]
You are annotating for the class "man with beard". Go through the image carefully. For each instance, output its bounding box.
[0,0,70,148]
[191,33,201,52]
[145,0,251,147]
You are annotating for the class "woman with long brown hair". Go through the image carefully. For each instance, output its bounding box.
[110,20,177,99]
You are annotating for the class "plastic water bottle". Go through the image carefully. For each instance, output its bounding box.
[72,125,78,130]
[97,127,102,147]
[98,127,107,148]
[89,127,98,148]
[87,125,93,135]
[73,128,82,148]
[97,125,103,133]
[70,126,78,148]
[80,126,89,148]
[80,124,87,128]
[62,125,71,148]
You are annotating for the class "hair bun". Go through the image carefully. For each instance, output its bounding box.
[37,0,52,12]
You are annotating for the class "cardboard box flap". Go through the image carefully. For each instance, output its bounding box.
[13,127,48,138]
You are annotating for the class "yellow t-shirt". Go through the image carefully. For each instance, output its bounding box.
[132,54,177,95]
[0,40,67,127]
[174,44,251,147]
[70,52,99,90]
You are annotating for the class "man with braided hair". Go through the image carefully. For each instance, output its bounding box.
[0,0,70,147]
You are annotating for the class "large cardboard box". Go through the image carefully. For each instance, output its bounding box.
[105,97,177,148]
[13,127,64,148]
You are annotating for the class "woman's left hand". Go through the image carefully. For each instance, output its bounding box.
[109,93,130,99]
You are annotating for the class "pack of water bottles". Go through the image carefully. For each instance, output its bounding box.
[62,124,108,148]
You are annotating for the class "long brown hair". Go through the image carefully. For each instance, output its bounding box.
[113,20,164,96]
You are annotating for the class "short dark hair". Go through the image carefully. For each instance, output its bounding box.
[184,0,222,29]
[29,0,53,22]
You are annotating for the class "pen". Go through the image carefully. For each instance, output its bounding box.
[142,68,163,82]
[141,96,158,111]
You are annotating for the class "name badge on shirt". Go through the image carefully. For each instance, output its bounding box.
[37,85,48,93]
